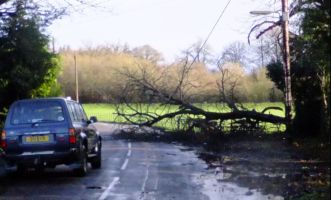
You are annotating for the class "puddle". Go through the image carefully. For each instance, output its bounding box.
[195,173,284,200]
[197,174,284,200]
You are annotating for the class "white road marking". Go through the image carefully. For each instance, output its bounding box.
[120,143,131,170]
[140,165,150,200]
[99,142,132,200]
[141,166,150,192]
[98,177,120,200]
[127,149,131,157]
[121,158,129,170]
[127,142,132,157]
[154,164,159,191]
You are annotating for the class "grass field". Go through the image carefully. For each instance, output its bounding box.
[83,102,285,132]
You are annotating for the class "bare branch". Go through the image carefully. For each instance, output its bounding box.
[248,0,307,44]
[262,106,283,114]
[117,102,285,127]
[248,20,281,44]
[114,51,286,132]
[116,65,285,129]
[0,0,9,6]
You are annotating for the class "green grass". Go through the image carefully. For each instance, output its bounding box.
[83,104,120,122]
[83,102,285,132]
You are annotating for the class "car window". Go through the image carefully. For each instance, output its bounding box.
[67,102,78,122]
[78,104,88,121]
[11,101,65,125]
[74,103,87,122]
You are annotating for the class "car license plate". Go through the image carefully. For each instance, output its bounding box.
[25,135,50,143]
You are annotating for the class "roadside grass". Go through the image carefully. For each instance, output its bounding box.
[83,102,285,132]
[83,104,120,122]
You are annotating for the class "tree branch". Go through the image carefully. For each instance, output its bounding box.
[0,0,9,6]
[248,20,281,44]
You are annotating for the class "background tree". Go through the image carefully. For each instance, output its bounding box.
[58,43,280,104]
[1,0,110,21]
[181,40,214,65]
[0,0,61,112]
[252,29,282,67]
[297,0,330,137]
[131,45,163,64]
[264,0,330,137]
[217,41,248,68]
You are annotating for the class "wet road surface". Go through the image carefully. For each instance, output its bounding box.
[0,123,288,200]
[0,139,210,200]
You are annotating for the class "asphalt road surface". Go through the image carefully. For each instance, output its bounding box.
[0,138,213,200]
[0,123,284,200]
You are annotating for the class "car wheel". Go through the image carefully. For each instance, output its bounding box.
[74,143,88,177]
[91,140,102,169]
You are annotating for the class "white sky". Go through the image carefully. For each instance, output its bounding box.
[49,0,273,62]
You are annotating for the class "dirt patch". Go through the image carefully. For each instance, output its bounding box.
[197,135,330,200]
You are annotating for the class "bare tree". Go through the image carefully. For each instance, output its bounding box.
[0,0,111,23]
[181,40,214,65]
[217,41,248,68]
[252,28,283,67]
[131,45,163,64]
[216,64,242,111]
[115,61,285,133]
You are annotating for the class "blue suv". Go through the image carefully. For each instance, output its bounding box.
[0,98,102,176]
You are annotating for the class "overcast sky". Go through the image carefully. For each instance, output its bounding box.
[49,0,274,62]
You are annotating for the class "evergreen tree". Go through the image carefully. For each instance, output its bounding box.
[0,0,61,112]
[266,0,330,137]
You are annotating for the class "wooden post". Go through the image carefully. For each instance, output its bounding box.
[74,54,79,102]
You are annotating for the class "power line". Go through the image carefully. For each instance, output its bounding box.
[189,0,233,67]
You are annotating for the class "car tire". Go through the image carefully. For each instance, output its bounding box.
[74,143,88,177]
[91,140,102,169]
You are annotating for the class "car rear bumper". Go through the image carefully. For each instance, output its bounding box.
[4,148,79,167]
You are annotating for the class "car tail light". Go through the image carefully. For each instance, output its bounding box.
[1,130,6,148]
[69,128,76,144]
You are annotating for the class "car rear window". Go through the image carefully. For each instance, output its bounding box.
[10,101,65,125]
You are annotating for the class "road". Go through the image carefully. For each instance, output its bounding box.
[0,123,285,200]
[0,138,212,200]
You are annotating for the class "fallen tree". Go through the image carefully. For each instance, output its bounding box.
[115,52,286,133]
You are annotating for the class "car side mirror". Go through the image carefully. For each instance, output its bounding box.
[89,116,98,123]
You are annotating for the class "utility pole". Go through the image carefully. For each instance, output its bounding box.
[74,54,79,102]
[250,0,293,132]
[281,0,292,132]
